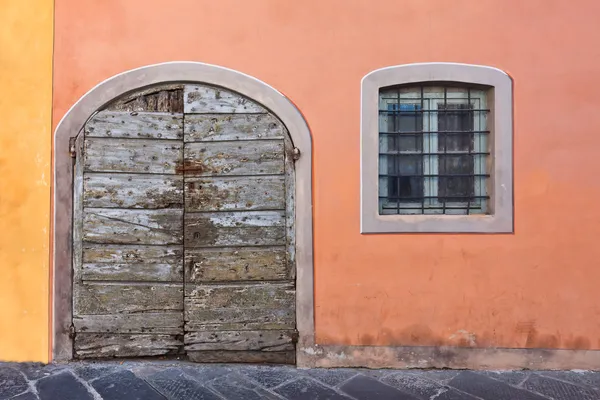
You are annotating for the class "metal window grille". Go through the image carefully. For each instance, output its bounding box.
[378,85,490,215]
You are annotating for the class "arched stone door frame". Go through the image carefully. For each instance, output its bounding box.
[52,62,314,364]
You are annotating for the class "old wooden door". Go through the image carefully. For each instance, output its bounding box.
[72,84,297,363]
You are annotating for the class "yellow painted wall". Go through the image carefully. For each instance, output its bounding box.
[0,0,53,362]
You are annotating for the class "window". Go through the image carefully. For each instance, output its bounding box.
[379,85,489,215]
[361,63,513,233]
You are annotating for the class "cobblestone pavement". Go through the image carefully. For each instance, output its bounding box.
[1,361,600,400]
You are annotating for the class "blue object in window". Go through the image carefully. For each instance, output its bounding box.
[387,103,421,112]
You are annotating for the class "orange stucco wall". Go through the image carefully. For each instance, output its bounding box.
[52,0,600,352]
[0,0,53,362]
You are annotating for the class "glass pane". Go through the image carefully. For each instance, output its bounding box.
[386,104,423,201]
[387,103,422,152]
[387,155,423,201]
[437,103,474,201]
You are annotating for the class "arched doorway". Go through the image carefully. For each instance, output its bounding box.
[52,63,314,364]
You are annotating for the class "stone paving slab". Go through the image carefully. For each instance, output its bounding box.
[36,371,94,400]
[1,361,600,400]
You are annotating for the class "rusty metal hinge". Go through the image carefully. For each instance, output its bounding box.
[291,330,299,343]
[69,137,77,158]
[68,324,75,339]
[292,147,301,161]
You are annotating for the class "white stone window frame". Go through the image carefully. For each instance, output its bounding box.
[361,63,513,233]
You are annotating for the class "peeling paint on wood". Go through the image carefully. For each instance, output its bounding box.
[185,247,287,282]
[74,333,183,358]
[182,140,284,176]
[184,283,295,331]
[82,208,183,245]
[73,133,85,283]
[185,309,295,332]
[184,85,266,114]
[83,173,183,209]
[185,175,285,212]
[185,282,294,308]
[84,138,183,174]
[184,114,284,142]
[74,283,183,315]
[85,111,183,140]
[187,350,294,364]
[82,243,182,281]
[284,131,296,280]
[105,84,184,113]
[73,312,183,334]
[184,211,285,247]
[184,330,295,352]
[82,262,182,282]
[83,244,183,264]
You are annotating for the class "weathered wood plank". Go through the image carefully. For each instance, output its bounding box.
[83,244,183,264]
[185,282,294,308]
[74,283,183,315]
[74,333,182,359]
[73,133,85,283]
[185,247,287,282]
[185,308,295,332]
[85,112,183,140]
[73,312,183,334]
[183,140,284,176]
[187,350,294,364]
[83,173,183,209]
[184,211,285,247]
[82,262,182,282]
[82,243,182,282]
[105,84,184,113]
[184,330,295,352]
[84,138,183,174]
[184,283,295,331]
[82,208,183,245]
[184,114,283,142]
[284,130,296,280]
[185,176,284,212]
[184,84,266,114]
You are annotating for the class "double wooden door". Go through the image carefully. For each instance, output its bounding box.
[72,84,296,363]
